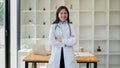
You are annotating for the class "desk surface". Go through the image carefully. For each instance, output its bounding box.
[23,53,100,63]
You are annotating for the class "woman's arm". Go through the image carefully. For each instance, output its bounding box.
[61,24,77,46]
[49,25,64,47]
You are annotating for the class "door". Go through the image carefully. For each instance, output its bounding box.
[0,0,10,68]
[0,0,5,68]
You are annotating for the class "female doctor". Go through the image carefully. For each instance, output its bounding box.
[49,6,77,68]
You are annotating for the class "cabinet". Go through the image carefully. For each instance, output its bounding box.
[109,0,120,68]
[18,49,32,68]
[19,0,120,68]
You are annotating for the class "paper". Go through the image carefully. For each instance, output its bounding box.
[74,52,94,57]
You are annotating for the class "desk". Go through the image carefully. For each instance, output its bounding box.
[23,53,99,68]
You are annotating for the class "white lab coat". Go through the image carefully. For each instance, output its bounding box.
[48,21,77,68]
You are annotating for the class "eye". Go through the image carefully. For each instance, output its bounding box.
[64,12,67,14]
[60,12,64,15]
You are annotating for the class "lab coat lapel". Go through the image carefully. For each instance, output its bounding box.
[58,21,69,38]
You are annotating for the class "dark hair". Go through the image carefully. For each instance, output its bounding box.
[52,6,71,24]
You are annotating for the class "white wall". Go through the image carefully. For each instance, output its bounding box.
[10,0,17,68]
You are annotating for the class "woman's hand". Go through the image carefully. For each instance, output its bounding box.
[70,35,74,37]
[55,35,74,42]
[55,37,62,42]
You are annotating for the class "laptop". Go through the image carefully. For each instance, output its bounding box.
[32,38,51,56]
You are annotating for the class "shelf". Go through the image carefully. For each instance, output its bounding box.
[79,24,92,27]
[79,10,92,12]
[80,12,92,25]
[36,26,50,38]
[20,39,36,49]
[50,10,80,12]
[21,0,36,10]
[94,52,107,55]
[36,0,50,10]
[21,12,36,25]
[94,24,107,26]
[94,12,107,25]
[36,38,48,40]
[94,10,107,12]
[50,0,64,10]
[109,55,120,65]
[21,10,36,12]
[21,26,36,39]
[94,0,107,11]
[69,10,79,12]
[96,55,108,65]
[110,0,120,11]
[94,40,108,53]
[79,39,92,41]
[79,26,92,40]
[79,0,92,11]
[109,39,120,40]
[109,64,120,68]
[65,0,79,10]
[36,12,50,25]
[109,26,120,40]
[109,64,120,66]
[109,51,120,55]
[110,9,120,12]
[79,40,92,52]
[50,12,55,24]
[21,24,36,28]
[94,26,107,40]
[21,38,36,40]
[109,12,120,25]
[94,39,107,40]
[50,10,56,12]
[19,0,120,68]
[36,25,50,27]
[109,25,120,26]
[109,40,120,52]
[18,49,32,53]
[36,10,50,12]
[69,12,79,25]
[21,24,36,26]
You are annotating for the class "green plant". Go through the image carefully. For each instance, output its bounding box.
[0,2,4,23]
[22,44,29,49]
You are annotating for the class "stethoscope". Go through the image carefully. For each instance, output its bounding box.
[55,23,71,36]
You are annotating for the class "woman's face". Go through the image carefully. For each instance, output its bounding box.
[58,9,68,23]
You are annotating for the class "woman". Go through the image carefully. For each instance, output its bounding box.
[49,6,77,68]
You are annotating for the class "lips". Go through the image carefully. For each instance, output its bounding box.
[62,17,66,19]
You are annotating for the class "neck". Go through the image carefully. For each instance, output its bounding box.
[61,21,65,23]
[60,20,66,24]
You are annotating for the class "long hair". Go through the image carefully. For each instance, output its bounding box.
[52,6,71,24]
